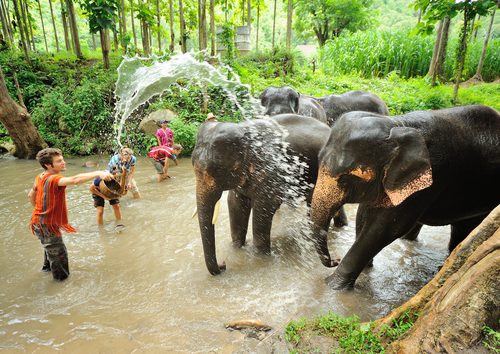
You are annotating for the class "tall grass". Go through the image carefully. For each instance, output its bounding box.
[320,29,500,82]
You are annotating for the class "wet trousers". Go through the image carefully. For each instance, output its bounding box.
[32,224,69,281]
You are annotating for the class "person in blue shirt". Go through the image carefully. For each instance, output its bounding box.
[89,147,139,226]
[107,147,140,199]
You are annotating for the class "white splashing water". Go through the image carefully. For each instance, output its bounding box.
[113,52,261,145]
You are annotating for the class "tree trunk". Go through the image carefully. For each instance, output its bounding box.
[453,8,471,103]
[156,0,161,51]
[91,32,96,50]
[246,0,250,28]
[286,0,292,50]
[167,0,174,52]
[472,9,495,82]
[271,0,276,49]
[141,19,150,55]
[375,205,500,353]
[179,0,186,53]
[48,0,59,51]
[36,0,48,52]
[25,0,36,51]
[117,3,124,47]
[198,0,206,51]
[60,0,71,51]
[113,20,119,51]
[435,16,450,83]
[3,0,14,44]
[255,0,260,52]
[209,0,214,55]
[427,19,444,84]
[12,0,30,63]
[65,0,83,58]
[100,28,110,69]
[130,0,137,49]
[0,0,11,46]
[19,0,32,50]
[121,0,126,34]
[0,68,47,159]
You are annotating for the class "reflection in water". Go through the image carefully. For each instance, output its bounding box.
[0,156,449,352]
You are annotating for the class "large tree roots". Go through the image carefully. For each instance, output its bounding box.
[375,205,500,353]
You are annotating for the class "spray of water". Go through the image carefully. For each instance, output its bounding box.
[113,52,261,146]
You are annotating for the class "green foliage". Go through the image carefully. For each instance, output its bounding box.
[285,318,307,344]
[79,0,118,34]
[316,313,384,353]
[379,310,418,342]
[219,23,236,64]
[294,0,376,46]
[320,29,434,79]
[482,324,500,353]
[319,28,500,82]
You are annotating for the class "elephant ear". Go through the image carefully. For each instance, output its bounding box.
[383,126,433,206]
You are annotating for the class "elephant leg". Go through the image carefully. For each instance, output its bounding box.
[401,223,423,241]
[327,204,421,290]
[228,190,252,248]
[333,206,348,227]
[449,214,486,252]
[251,202,279,254]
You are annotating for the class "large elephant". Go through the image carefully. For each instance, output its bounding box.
[192,114,347,275]
[310,105,500,290]
[259,86,328,124]
[317,90,389,126]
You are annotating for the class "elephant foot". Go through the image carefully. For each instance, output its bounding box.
[325,271,356,290]
[321,256,340,268]
[232,240,245,248]
[207,261,227,275]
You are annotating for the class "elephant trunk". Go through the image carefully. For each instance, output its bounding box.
[310,166,346,267]
[196,171,224,275]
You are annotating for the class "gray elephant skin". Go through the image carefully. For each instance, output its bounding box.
[317,90,389,126]
[192,114,347,275]
[259,86,328,124]
[310,105,500,290]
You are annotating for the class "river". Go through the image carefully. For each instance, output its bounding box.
[0,154,449,352]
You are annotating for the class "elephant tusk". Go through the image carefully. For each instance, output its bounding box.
[191,206,198,219]
[212,199,221,225]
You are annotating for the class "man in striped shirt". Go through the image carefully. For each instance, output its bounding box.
[147,144,183,182]
[29,148,113,281]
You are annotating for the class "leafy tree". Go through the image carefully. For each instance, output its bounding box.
[413,0,498,102]
[80,0,118,69]
[294,0,374,47]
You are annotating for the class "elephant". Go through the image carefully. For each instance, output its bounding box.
[316,90,389,126]
[259,86,328,124]
[310,105,500,290]
[192,114,347,275]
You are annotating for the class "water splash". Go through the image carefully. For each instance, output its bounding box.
[113,52,261,146]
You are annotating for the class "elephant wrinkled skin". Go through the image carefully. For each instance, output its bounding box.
[317,90,389,126]
[310,105,500,290]
[192,114,347,275]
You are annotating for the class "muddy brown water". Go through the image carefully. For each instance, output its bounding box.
[0,155,450,352]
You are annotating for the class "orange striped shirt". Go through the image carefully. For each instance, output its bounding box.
[30,172,76,236]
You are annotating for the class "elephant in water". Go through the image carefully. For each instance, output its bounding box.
[259,86,328,124]
[192,114,347,275]
[317,90,389,126]
[309,105,500,290]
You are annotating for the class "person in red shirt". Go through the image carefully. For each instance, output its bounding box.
[28,148,113,281]
[147,144,183,182]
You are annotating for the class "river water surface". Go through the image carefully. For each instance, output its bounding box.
[0,155,450,353]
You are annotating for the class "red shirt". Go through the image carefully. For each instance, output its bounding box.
[148,146,174,161]
[30,173,77,236]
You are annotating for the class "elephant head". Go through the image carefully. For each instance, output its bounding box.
[259,86,300,116]
[310,112,433,266]
[192,122,248,275]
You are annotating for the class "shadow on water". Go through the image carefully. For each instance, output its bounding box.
[0,155,450,352]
